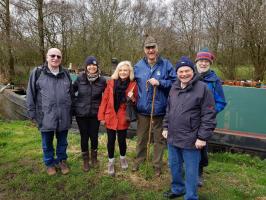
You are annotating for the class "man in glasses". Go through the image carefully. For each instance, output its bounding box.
[26,48,72,176]
[132,36,176,176]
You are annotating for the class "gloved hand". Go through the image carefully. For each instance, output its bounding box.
[162,130,168,139]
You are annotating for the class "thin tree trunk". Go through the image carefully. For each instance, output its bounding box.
[5,0,15,82]
[37,0,45,62]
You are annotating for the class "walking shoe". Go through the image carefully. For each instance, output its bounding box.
[58,160,70,175]
[163,190,185,199]
[198,176,203,187]
[108,159,115,176]
[46,166,56,176]
[120,157,128,170]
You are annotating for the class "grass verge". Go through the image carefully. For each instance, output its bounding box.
[0,120,265,200]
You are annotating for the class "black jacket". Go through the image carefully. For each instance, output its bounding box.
[73,72,106,117]
[163,75,216,149]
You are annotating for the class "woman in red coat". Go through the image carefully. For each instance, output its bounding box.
[98,61,137,176]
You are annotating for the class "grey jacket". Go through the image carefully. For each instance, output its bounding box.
[26,64,72,132]
[163,75,216,149]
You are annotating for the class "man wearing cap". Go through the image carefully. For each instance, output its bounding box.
[195,48,227,186]
[162,56,216,200]
[132,35,176,176]
[26,48,72,176]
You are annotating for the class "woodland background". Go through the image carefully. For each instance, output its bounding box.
[0,0,265,84]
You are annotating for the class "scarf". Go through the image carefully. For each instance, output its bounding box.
[87,71,100,83]
[114,78,130,112]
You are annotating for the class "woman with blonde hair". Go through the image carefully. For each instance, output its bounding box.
[98,61,137,176]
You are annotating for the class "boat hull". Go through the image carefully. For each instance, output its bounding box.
[0,85,265,159]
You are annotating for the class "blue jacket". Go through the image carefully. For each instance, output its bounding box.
[200,70,227,113]
[163,75,216,149]
[134,56,176,116]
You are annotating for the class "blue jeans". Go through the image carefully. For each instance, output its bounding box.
[168,144,201,200]
[41,130,68,167]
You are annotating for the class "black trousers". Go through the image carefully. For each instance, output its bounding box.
[107,129,127,159]
[76,116,100,152]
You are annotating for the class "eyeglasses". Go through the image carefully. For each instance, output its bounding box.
[49,54,62,59]
[145,46,156,50]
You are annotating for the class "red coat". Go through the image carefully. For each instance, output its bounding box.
[98,79,137,130]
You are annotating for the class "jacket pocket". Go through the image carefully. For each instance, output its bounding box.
[190,117,200,130]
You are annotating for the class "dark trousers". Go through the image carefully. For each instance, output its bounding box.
[199,145,208,176]
[76,116,100,152]
[107,129,127,159]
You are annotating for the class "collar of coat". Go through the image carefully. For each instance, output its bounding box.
[42,62,65,77]
[143,55,163,65]
[196,69,219,82]
[172,74,200,92]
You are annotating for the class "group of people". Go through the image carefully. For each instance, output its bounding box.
[26,36,226,200]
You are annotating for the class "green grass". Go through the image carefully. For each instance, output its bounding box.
[0,120,265,200]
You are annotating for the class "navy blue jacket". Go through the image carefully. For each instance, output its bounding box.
[163,75,216,149]
[134,56,176,116]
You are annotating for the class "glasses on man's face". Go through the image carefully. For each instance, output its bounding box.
[49,54,62,59]
[145,46,156,50]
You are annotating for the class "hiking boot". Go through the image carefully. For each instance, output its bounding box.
[198,176,203,187]
[82,152,90,172]
[46,166,56,176]
[91,149,98,167]
[83,159,89,172]
[58,160,70,175]
[120,157,128,170]
[108,159,115,176]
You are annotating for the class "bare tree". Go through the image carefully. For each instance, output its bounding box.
[204,0,238,79]
[0,0,15,82]
[235,0,266,80]
[37,0,45,62]
[170,0,204,57]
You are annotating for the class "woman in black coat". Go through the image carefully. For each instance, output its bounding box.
[73,56,106,172]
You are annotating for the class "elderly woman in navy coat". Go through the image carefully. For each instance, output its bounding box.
[162,56,216,200]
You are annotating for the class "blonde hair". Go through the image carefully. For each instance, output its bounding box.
[111,61,134,81]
